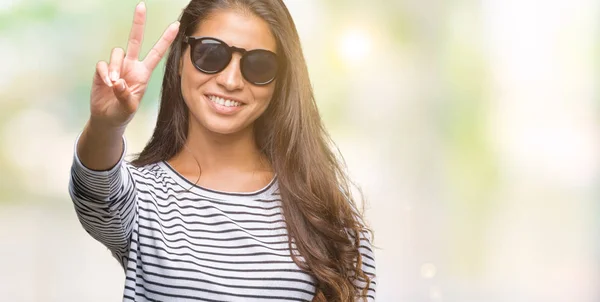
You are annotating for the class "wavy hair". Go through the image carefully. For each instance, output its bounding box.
[131,0,373,300]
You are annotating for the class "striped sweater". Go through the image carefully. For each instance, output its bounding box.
[68,138,376,301]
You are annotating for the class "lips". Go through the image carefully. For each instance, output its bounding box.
[206,95,242,107]
[203,94,245,115]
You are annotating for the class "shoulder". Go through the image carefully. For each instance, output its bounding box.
[123,159,172,185]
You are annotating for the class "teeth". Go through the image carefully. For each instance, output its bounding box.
[208,95,242,107]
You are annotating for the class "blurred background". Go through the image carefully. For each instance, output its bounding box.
[0,0,598,301]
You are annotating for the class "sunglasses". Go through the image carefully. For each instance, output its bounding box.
[183,36,280,86]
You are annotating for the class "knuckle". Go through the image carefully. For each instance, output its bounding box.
[146,49,158,61]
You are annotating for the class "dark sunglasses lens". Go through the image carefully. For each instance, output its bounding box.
[242,50,278,84]
[192,40,230,73]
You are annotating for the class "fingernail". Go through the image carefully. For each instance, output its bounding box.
[138,1,145,8]
[172,21,180,27]
[105,76,113,87]
[119,81,126,91]
[110,71,118,81]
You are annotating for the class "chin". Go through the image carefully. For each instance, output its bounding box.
[199,117,250,136]
[206,125,244,135]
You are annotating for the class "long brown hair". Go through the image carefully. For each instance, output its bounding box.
[132,0,373,300]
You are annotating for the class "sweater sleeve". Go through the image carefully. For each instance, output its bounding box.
[68,135,138,268]
[355,231,377,301]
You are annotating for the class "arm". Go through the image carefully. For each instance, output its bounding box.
[68,123,137,267]
[67,2,179,267]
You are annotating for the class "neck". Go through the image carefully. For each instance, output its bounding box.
[171,120,271,174]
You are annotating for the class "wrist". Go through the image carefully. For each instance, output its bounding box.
[88,116,128,135]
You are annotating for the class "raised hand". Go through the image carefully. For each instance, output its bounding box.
[90,2,180,129]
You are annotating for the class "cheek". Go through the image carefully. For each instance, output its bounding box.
[254,85,276,109]
[181,63,212,100]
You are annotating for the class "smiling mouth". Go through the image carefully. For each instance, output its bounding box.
[206,94,244,107]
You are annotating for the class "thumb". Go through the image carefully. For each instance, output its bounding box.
[112,79,135,112]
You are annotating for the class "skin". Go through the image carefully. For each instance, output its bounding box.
[78,3,275,193]
[168,9,277,193]
[78,2,179,172]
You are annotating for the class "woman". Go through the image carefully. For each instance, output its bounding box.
[69,0,376,301]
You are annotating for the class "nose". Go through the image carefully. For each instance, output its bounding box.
[215,53,244,91]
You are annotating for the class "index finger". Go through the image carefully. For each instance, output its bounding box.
[143,21,180,71]
[125,2,146,60]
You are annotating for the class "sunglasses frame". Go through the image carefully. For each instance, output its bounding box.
[183,36,280,86]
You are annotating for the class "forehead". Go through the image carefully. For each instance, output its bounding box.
[193,9,277,53]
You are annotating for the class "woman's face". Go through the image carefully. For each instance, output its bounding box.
[180,9,278,135]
